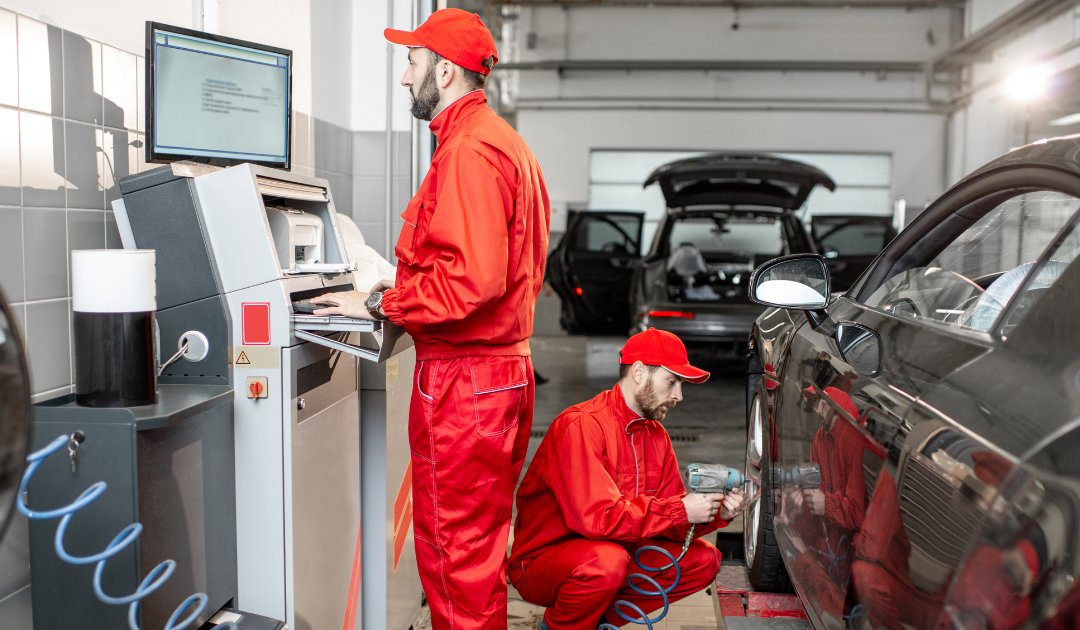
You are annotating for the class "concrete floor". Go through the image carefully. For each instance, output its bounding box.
[416,327,750,630]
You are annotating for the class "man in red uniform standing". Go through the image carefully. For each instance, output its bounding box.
[315,9,551,629]
[509,329,747,630]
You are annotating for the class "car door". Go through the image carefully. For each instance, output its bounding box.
[774,170,1080,629]
[811,215,897,292]
[549,211,644,333]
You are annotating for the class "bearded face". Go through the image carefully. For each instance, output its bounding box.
[634,375,675,422]
[410,58,441,121]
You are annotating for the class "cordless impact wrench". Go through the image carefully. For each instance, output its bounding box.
[598,463,745,630]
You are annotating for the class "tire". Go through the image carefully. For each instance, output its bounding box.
[744,388,793,593]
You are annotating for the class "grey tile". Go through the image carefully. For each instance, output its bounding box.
[65,120,104,209]
[106,212,121,248]
[23,208,67,301]
[292,111,310,169]
[7,302,24,345]
[353,131,386,176]
[355,222,387,259]
[352,176,387,223]
[67,209,105,274]
[0,584,32,629]
[0,108,20,206]
[102,45,137,131]
[17,15,62,115]
[0,9,17,108]
[314,118,331,172]
[103,127,136,205]
[63,31,102,124]
[394,130,411,178]
[0,208,23,302]
[391,176,413,216]
[317,170,352,218]
[134,133,149,173]
[336,125,353,175]
[25,298,71,394]
[20,112,66,208]
[0,514,29,600]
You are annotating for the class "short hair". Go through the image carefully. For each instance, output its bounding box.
[618,363,660,381]
[429,51,494,90]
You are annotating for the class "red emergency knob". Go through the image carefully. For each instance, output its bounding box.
[250,381,263,397]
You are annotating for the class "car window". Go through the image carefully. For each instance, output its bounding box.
[863,191,1080,333]
[667,216,785,260]
[814,221,891,257]
[574,214,640,255]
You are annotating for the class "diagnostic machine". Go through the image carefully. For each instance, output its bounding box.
[25,23,421,630]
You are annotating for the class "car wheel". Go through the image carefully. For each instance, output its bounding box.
[744,390,793,592]
[559,302,584,335]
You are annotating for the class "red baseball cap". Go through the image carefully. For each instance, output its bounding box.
[619,328,710,384]
[384,8,499,75]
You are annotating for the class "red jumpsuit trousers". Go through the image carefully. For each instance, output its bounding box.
[510,538,720,629]
[410,355,535,630]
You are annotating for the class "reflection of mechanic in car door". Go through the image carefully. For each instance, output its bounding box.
[509,329,748,630]
[313,9,552,630]
[803,386,867,530]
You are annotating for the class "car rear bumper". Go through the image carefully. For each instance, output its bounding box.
[633,307,763,355]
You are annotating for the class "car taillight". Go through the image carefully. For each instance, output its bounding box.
[575,287,584,295]
[648,310,695,319]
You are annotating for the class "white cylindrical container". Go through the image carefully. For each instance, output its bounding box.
[71,250,158,407]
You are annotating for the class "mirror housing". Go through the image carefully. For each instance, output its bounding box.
[835,322,882,376]
[749,254,831,310]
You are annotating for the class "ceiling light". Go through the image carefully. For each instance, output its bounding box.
[1005,63,1055,101]
[1049,113,1080,127]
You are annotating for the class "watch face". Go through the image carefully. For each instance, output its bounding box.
[366,292,381,310]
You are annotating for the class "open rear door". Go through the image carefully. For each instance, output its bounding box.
[549,211,644,333]
[810,215,897,291]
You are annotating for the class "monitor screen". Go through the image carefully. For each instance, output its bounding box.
[146,23,292,169]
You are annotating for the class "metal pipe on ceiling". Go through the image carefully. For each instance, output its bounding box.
[490,0,962,6]
[495,59,926,73]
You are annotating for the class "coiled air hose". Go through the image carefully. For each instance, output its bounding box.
[18,434,237,630]
[597,464,744,630]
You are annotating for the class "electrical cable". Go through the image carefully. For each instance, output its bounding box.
[18,434,237,630]
[158,339,190,376]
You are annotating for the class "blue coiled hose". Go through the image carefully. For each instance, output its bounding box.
[596,525,694,630]
[17,434,237,630]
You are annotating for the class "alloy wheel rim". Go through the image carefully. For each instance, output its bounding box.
[744,402,763,569]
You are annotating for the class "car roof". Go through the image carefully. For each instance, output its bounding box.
[644,153,837,211]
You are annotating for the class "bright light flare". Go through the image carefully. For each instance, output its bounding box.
[1005,63,1055,101]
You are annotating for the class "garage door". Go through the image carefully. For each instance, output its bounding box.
[588,150,892,248]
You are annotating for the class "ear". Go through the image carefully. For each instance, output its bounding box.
[632,361,647,386]
[437,58,455,89]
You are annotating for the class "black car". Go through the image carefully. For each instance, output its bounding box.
[743,135,1080,629]
[629,154,832,357]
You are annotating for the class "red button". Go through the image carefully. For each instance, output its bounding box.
[250,381,263,397]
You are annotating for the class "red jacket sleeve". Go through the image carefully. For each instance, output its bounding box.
[822,425,867,533]
[381,145,513,325]
[544,416,689,542]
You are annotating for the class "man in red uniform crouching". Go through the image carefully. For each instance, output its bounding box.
[509,328,748,629]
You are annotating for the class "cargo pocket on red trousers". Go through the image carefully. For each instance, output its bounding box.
[471,357,528,437]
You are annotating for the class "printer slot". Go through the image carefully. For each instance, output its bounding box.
[263,197,353,275]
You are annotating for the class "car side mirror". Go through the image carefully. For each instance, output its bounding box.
[749,254,831,310]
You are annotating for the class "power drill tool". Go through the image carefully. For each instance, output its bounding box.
[678,463,745,554]
[771,462,821,490]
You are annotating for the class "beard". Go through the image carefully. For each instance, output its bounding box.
[635,379,673,422]
[410,62,441,121]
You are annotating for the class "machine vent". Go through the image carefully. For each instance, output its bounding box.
[669,433,701,443]
[257,176,328,201]
[898,452,985,592]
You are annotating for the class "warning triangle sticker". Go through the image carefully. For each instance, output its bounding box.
[237,351,251,365]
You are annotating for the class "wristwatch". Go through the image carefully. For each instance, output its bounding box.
[365,291,387,320]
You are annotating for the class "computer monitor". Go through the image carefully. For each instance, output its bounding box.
[146,22,292,170]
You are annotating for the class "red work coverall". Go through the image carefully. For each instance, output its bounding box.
[381,90,551,630]
[509,385,726,629]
